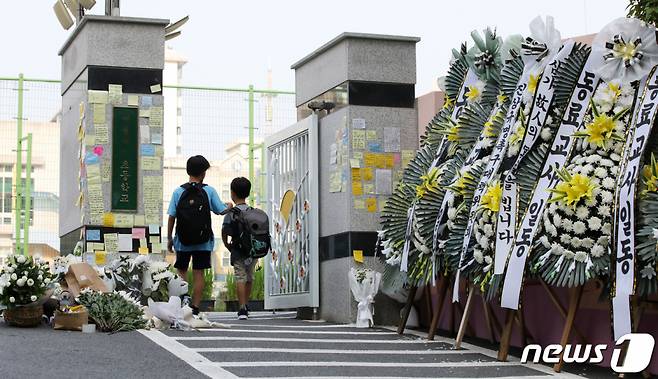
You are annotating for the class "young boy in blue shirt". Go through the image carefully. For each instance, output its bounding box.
[167,155,232,315]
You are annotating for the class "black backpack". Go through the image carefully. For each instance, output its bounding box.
[229,206,271,259]
[175,183,212,245]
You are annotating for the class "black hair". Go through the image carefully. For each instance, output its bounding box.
[231,177,251,199]
[186,155,210,177]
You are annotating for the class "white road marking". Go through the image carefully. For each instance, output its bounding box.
[210,361,529,368]
[193,347,466,354]
[138,329,236,379]
[174,336,440,343]
[206,323,373,329]
[191,328,395,335]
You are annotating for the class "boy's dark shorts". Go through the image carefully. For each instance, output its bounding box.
[174,250,211,270]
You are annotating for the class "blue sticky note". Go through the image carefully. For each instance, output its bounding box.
[368,142,383,152]
[86,229,101,241]
[84,151,99,165]
[140,144,155,156]
[140,96,153,107]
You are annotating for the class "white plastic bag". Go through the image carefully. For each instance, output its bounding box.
[348,268,382,328]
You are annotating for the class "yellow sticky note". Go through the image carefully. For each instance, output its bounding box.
[84,134,95,146]
[362,168,374,181]
[350,158,361,168]
[114,214,134,228]
[92,243,104,251]
[352,181,363,196]
[364,153,377,167]
[102,213,115,227]
[151,243,162,253]
[86,242,94,253]
[363,183,375,194]
[351,168,362,181]
[127,95,139,106]
[384,154,395,169]
[354,199,365,209]
[149,236,160,244]
[95,251,106,265]
[366,198,377,213]
[138,247,149,255]
[139,238,147,248]
[88,90,108,104]
[150,84,162,93]
[139,108,151,118]
[366,130,377,141]
[353,152,364,160]
[155,146,164,156]
[353,250,364,263]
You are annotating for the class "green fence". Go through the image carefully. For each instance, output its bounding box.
[0,75,297,266]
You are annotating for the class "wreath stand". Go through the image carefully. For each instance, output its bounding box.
[453,282,503,348]
[397,275,454,336]
[427,274,450,340]
[616,296,655,379]
[396,285,417,334]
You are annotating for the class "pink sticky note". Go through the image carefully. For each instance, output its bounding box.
[393,153,401,165]
[132,227,146,239]
[93,145,104,156]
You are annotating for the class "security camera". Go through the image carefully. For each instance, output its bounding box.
[308,100,336,114]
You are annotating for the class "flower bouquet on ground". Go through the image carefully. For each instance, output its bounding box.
[348,267,382,328]
[76,289,147,333]
[0,254,55,327]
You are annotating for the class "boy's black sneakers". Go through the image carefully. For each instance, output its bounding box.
[237,307,248,320]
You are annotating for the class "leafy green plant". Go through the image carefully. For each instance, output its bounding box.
[186,269,215,300]
[223,266,264,301]
[77,291,147,333]
[627,0,658,26]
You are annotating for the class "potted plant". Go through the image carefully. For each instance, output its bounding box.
[222,267,265,312]
[0,254,55,327]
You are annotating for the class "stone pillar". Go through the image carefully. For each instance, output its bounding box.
[291,33,420,324]
[58,16,168,260]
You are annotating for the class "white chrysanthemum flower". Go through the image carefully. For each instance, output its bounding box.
[560,234,571,244]
[653,228,658,241]
[448,221,456,230]
[593,167,607,178]
[30,295,37,302]
[591,244,605,258]
[483,224,494,237]
[581,238,594,249]
[447,208,457,220]
[9,296,15,303]
[507,143,520,158]
[597,205,611,217]
[600,158,613,167]
[573,221,586,235]
[16,278,25,287]
[473,249,484,264]
[540,235,551,248]
[563,206,575,216]
[571,237,582,248]
[600,191,613,204]
[44,277,51,284]
[563,250,575,260]
[479,236,490,249]
[574,251,587,262]
[562,219,573,232]
[552,214,562,228]
[610,166,618,175]
[540,127,552,141]
[597,236,609,247]
[551,242,563,256]
[10,273,17,280]
[16,255,26,264]
[576,206,589,220]
[610,153,621,162]
[588,217,602,231]
[27,278,34,287]
[602,177,615,189]
[602,223,612,235]
[548,202,557,213]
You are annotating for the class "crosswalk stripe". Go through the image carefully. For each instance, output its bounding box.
[173,336,440,343]
[193,348,468,354]
[191,328,395,335]
[209,361,527,368]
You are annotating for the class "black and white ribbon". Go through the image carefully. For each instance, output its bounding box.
[494,41,576,274]
[612,67,658,340]
[500,56,603,309]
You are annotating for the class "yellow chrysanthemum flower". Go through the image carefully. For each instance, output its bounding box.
[483,120,497,138]
[446,123,461,142]
[449,171,475,197]
[528,74,540,95]
[548,169,597,209]
[642,154,658,196]
[443,96,455,109]
[480,181,502,212]
[574,101,627,150]
[416,168,440,199]
[497,93,508,104]
[608,82,621,100]
[509,124,526,146]
[465,86,481,102]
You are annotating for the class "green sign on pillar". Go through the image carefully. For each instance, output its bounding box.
[111,107,138,211]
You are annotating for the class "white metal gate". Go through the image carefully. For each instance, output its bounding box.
[264,114,319,309]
